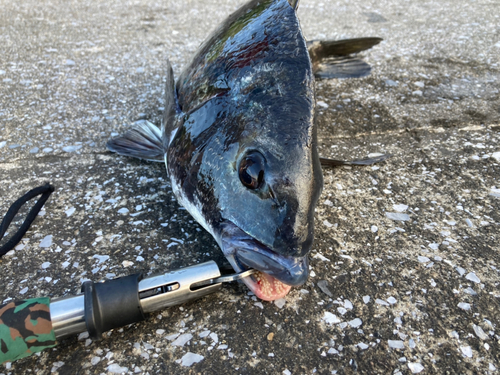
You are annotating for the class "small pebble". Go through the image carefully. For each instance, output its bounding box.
[209,332,218,343]
[458,302,471,310]
[460,346,472,358]
[171,333,193,347]
[375,299,389,306]
[385,212,410,221]
[39,235,53,248]
[274,298,286,309]
[393,204,408,212]
[465,272,480,283]
[418,256,430,263]
[388,340,405,349]
[473,325,488,340]
[322,312,341,324]
[90,356,100,366]
[387,297,397,304]
[178,352,204,367]
[317,280,333,297]
[254,302,264,309]
[107,364,128,373]
[408,362,424,373]
[348,318,362,328]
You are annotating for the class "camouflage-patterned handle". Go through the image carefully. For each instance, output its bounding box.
[0,297,57,363]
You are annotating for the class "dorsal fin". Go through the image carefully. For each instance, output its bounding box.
[162,60,180,149]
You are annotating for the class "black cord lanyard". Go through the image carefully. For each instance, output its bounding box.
[0,184,54,256]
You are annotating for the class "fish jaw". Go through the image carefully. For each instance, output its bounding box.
[218,221,309,301]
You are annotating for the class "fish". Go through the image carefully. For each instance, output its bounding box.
[107,0,384,301]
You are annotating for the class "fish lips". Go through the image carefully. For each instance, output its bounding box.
[220,222,309,286]
[236,248,309,286]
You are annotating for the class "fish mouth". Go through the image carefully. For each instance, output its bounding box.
[219,222,309,301]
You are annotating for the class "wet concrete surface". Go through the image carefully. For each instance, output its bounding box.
[1,0,499,374]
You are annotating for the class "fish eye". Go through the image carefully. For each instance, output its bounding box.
[239,151,265,190]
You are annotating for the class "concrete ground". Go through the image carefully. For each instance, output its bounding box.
[1,0,499,374]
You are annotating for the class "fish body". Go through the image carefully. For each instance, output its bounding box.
[108,0,381,300]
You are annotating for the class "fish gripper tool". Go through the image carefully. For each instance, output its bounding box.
[49,261,256,340]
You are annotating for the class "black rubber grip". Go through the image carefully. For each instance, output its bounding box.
[82,273,145,340]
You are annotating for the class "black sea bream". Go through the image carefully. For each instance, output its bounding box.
[108,0,382,300]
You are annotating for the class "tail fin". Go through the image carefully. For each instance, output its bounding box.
[107,120,165,162]
[308,37,382,79]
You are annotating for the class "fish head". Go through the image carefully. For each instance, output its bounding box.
[198,60,323,300]
[169,0,323,300]
[216,127,323,300]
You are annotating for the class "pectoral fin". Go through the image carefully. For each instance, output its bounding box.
[314,58,372,79]
[106,120,164,162]
[320,154,391,167]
